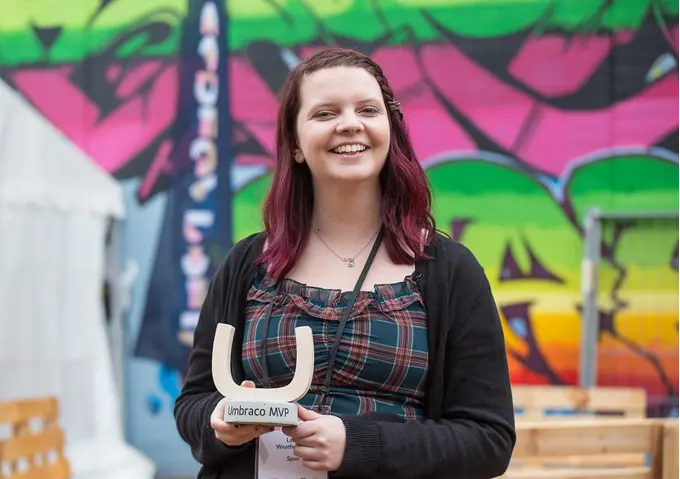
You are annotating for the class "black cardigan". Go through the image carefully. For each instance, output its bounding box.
[174,232,516,479]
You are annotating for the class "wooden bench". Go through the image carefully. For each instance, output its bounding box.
[511,385,656,472]
[0,396,70,479]
[662,420,679,479]
[513,385,647,420]
[501,418,679,479]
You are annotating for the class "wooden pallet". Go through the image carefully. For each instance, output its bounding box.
[513,385,647,420]
[0,397,71,479]
[501,417,679,479]
[662,420,679,479]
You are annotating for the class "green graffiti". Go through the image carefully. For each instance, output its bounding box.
[2,0,675,64]
[0,0,185,66]
[227,0,678,51]
[231,155,679,287]
[567,155,679,223]
[233,174,270,240]
[233,155,678,288]
[567,154,679,293]
[426,159,584,288]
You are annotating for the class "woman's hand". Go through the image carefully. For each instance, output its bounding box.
[282,404,346,471]
[210,381,274,446]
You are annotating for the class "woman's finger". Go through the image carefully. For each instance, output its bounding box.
[294,444,324,461]
[217,423,273,442]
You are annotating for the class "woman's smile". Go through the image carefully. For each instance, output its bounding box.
[329,142,371,158]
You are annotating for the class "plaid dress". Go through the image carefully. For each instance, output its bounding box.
[241,268,430,420]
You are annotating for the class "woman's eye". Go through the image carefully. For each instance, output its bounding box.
[360,107,379,115]
[314,111,334,119]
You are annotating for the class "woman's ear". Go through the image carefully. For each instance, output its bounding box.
[294,149,305,163]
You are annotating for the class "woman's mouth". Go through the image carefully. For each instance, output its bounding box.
[329,143,369,157]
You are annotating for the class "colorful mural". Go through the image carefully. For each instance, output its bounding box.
[0,0,678,472]
[229,0,679,405]
[0,1,185,198]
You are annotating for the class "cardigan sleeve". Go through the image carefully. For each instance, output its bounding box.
[335,265,516,478]
[173,246,255,467]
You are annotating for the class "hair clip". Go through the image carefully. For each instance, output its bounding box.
[387,100,404,120]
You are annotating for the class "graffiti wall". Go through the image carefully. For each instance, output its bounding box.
[1,0,678,474]
[230,0,679,398]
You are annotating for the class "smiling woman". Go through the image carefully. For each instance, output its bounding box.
[174,47,516,479]
[295,66,390,184]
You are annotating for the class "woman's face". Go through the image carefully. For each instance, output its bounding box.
[295,66,391,184]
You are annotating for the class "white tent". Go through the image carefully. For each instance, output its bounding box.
[0,79,155,479]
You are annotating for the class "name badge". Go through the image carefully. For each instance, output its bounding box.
[257,428,328,479]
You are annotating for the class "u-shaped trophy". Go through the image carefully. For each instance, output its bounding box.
[212,324,315,426]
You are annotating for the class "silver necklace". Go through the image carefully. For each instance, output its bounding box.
[312,227,380,268]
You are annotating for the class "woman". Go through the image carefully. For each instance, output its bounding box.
[174,47,515,479]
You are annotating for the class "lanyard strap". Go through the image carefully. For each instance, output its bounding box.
[319,228,383,398]
[259,228,383,399]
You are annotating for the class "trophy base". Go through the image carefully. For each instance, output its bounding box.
[223,401,299,426]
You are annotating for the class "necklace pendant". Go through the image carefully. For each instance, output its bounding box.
[346,258,355,268]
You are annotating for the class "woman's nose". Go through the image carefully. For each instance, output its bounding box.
[336,112,364,133]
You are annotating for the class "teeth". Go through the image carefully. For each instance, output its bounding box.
[333,144,366,154]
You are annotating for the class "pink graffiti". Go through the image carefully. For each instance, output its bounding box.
[516,73,678,169]
[233,38,678,176]
[138,139,173,200]
[508,32,634,97]
[372,47,476,158]
[115,60,167,98]
[419,44,678,175]
[230,58,280,122]
[11,30,674,185]
[10,61,177,175]
[230,57,280,163]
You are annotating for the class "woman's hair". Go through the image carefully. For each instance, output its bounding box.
[257,47,436,279]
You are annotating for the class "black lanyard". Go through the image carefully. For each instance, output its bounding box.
[259,228,384,412]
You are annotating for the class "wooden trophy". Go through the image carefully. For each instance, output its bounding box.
[212,323,314,426]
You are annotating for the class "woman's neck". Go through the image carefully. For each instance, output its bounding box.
[311,180,382,240]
